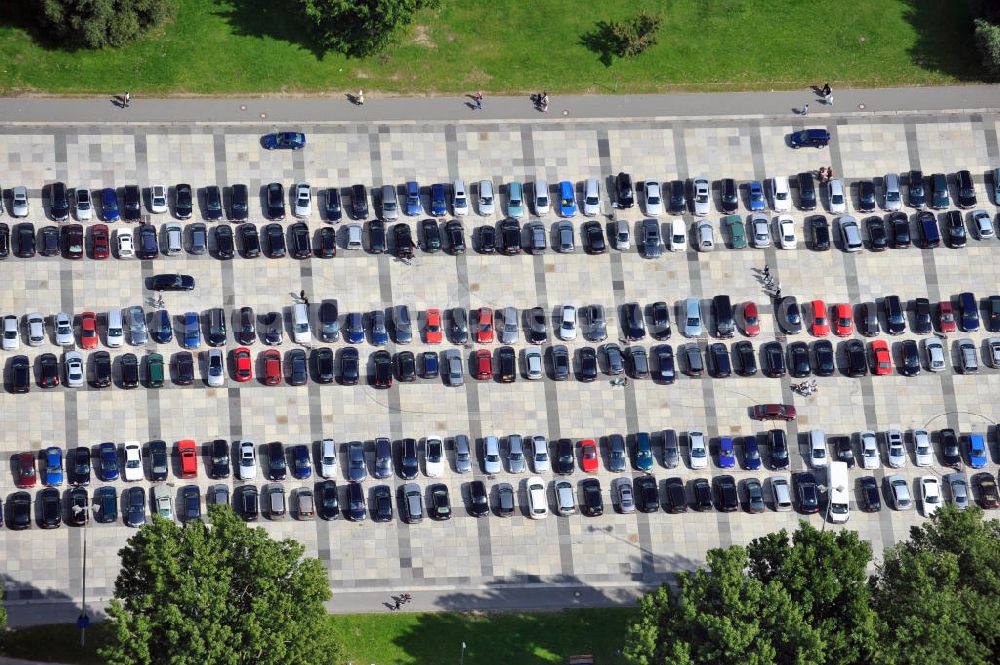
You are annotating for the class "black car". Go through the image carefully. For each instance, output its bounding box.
[287,349,308,386]
[313,348,335,384]
[62,224,84,259]
[654,344,676,383]
[860,476,881,512]
[498,219,521,255]
[707,343,731,378]
[395,350,416,382]
[150,273,195,291]
[401,438,419,479]
[833,436,855,467]
[121,353,139,388]
[39,488,62,528]
[174,351,194,385]
[845,339,868,377]
[393,223,414,260]
[14,222,36,257]
[204,185,223,221]
[264,223,286,258]
[551,345,570,381]
[859,302,880,337]
[38,353,59,388]
[49,182,70,221]
[635,475,659,513]
[234,307,256,345]
[777,298,802,335]
[809,215,830,251]
[317,480,339,520]
[351,184,369,219]
[496,482,515,517]
[987,295,1000,332]
[787,341,811,378]
[316,226,337,258]
[888,211,910,247]
[956,169,976,208]
[945,209,967,248]
[147,440,167,482]
[908,170,926,207]
[762,341,785,377]
[692,478,714,511]
[582,221,606,254]
[668,179,686,213]
[267,441,286,481]
[555,438,575,475]
[0,222,9,258]
[367,219,386,254]
[429,483,452,520]
[477,225,497,253]
[215,225,235,259]
[71,446,91,486]
[940,429,961,468]
[768,430,789,470]
[239,223,261,258]
[795,472,820,513]
[123,185,141,221]
[290,222,311,258]
[899,339,920,376]
[578,347,598,382]
[916,210,941,247]
[616,172,635,208]
[420,351,438,379]
[857,180,876,213]
[526,306,546,344]
[714,475,738,512]
[649,301,671,340]
[621,302,645,341]
[132,224,157,259]
[239,486,259,521]
[338,347,359,385]
[720,178,739,213]
[469,480,490,517]
[9,491,31,530]
[732,340,757,376]
[865,216,888,251]
[174,183,193,219]
[229,183,249,221]
[210,439,230,478]
[581,478,604,517]
[346,482,367,521]
[497,346,516,383]
[812,339,835,376]
[444,220,465,254]
[124,486,146,527]
[665,477,687,513]
[39,225,60,256]
[797,172,817,210]
[266,183,285,220]
[68,487,89,526]
[372,349,392,388]
[681,343,703,376]
[911,297,932,334]
[884,295,906,334]
[324,188,342,221]
[10,354,30,393]
[419,218,442,252]
[372,485,393,522]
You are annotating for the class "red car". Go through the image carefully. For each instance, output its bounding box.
[262,349,282,385]
[232,347,253,382]
[870,340,892,375]
[91,224,110,260]
[80,311,99,349]
[832,303,853,337]
[425,308,443,344]
[938,301,957,333]
[15,451,36,488]
[474,349,493,380]
[475,307,494,343]
[580,440,599,473]
[751,404,797,421]
[811,300,830,336]
[178,439,198,478]
[741,302,760,337]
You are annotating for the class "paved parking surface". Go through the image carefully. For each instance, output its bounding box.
[0,108,999,617]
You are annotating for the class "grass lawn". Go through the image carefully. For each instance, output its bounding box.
[0,0,987,96]
[0,608,634,665]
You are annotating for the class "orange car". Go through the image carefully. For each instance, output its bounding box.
[811,300,830,336]
[425,308,443,344]
[870,340,892,375]
[832,303,853,337]
[80,311,99,349]
[178,439,198,478]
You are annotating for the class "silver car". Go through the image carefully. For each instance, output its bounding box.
[2,314,19,350]
[531,435,550,473]
[555,220,575,252]
[444,349,464,386]
[692,177,711,216]
[153,484,174,521]
[237,440,257,480]
[54,312,74,346]
[525,347,543,380]
[554,480,576,516]
[64,351,84,388]
[127,306,148,345]
[615,478,635,513]
[498,307,518,344]
[11,186,29,217]
[750,213,771,247]
[206,348,225,387]
[483,436,502,474]
[838,215,863,252]
[957,338,978,373]
[507,435,526,473]
[948,474,969,510]
[27,312,45,346]
[454,435,472,473]
[584,304,607,341]
[644,180,663,216]
[924,337,946,371]
[771,477,793,511]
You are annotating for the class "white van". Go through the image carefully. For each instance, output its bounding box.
[478,180,495,216]
[452,179,469,216]
[669,219,686,252]
[828,461,850,523]
[292,303,311,344]
[106,308,124,348]
[533,179,550,216]
[770,176,791,212]
[582,178,600,216]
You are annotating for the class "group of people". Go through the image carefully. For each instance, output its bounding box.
[533,91,549,112]
[794,379,819,396]
[818,166,835,183]
[391,593,413,610]
[820,82,833,105]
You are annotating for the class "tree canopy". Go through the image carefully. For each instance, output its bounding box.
[298,0,439,57]
[99,505,341,665]
[39,0,174,49]
[626,507,1000,665]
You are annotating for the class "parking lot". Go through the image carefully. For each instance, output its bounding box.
[1,110,999,612]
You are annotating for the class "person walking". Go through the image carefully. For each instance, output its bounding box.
[356,90,364,105]
[762,264,770,278]
[818,166,827,182]
[827,166,834,180]
[774,287,782,300]
[123,91,130,108]
[394,598,402,610]
[822,83,833,105]
[474,90,483,110]
[800,104,809,116]
[541,91,549,112]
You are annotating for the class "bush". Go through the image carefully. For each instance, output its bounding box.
[39,0,174,49]
[974,17,1000,75]
[608,10,662,58]
[299,0,439,57]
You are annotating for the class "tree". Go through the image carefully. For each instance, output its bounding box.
[0,586,6,648]
[99,505,342,665]
[608,11,663,58]
[39,0,174,49]
[974,18,1000,76]
[299,0,440,57]
[870,505,1000,665]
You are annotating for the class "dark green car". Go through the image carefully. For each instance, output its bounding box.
[147,352,164,388]
[95,486,118,524]
[723,214,747,249]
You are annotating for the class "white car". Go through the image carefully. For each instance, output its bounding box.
[689,431,707,469]
[294,183,311,218]
[809,429,827,468]
[776,216,797,249]
[750,213,771,248]
[770,176,791,212]
[692,177,711,216]
[64,351,84,388]
[887,474,912,510]
[531,435,550,473]
[913,429,933,467]
[838,215,863,252]
[26,312,45,346]
[149,185,168,213]
[116,228,135,258]
[667,218,686,252]
[558,305,577,341]
[54,312,74,346]
[206,348,225,387]
[237,440,258,481]
[771,477,793,512]
[886,429,906,468]
[526,476,548,519]
[483,436,502,474]
[920,476,942,517]
[860,430,880,469]
[477,180,495,216]
[2,314,19,350]
[153,484,174,520]
[987,337,1000,368]
[582,178,601,216]
[122,442,143,482]
[320,438,337,479]
[525,347,543,380]
[75,188,93,221]
[696,222,714,251]
[291,302,311,345]
[644,180,664,216]
[424,436,445,477]
[828,179,847,213]
[164,222,183,256]
[972,209,995,239]
[11,186,29,217]
[452,179,469,216]
[924,338,946,371]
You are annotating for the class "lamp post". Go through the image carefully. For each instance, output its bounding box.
[459,641,466,665]
[73,501,90,647]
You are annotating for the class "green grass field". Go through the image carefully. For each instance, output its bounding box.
[0,608,634,665]
[0,0,985,96]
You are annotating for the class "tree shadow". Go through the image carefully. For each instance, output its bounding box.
[579,21,620,67]
[900,0,993,80]
[211,0,327,60]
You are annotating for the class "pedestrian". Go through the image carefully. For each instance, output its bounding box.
[800,104,809,116]
[827,166,834,180]
[299,289,306,303]
[818,166,827,182]
[762,264,770,278]
[474,90,483,110]
[394,598,401,610]
[356,89,364,105]
[541,91,549,112]
[822,83,832,105]
[124,91,130,108]
[774,288,782,300]
[403,593,412,603]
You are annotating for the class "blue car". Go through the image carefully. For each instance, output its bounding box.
[558,181,577,217]
[968,434,988,468]
[183,311,201,348]
[742,435,761,470]
[789,128,831,149]
[152,309,172,344]
[291,444,312,479]
[101,187,120,221]
[430,184,448,217]
[748,182,766,211]
[718,437,736,468]
[634,432,654,472]
[371,311,389,345]
[262,132,306,150]
[405,181,422,216]
[98,442,119,481]
[44,446,64,486]
[347,312,365,344]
